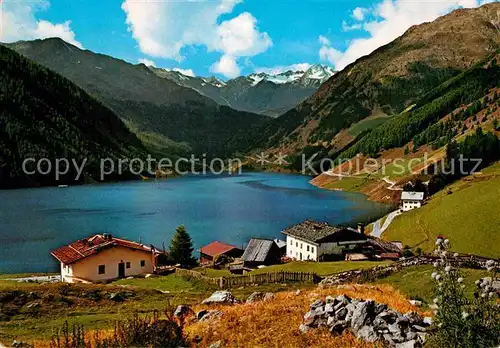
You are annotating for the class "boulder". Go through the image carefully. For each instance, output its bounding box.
[350,301,374,331]
[199,310,223,322]
[174,304,193,319]
[202,291,239,305]
[329,320,348,334]
[356,325,378,343]
[196,310,208,321]
[335,307,348,320]
[324,303,335,314]
[303,310,318,326]
[246,292,275,304]
[310,299,325,310]
[299,324,310,333]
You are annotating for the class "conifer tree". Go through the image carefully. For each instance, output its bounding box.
[168,225,197,266]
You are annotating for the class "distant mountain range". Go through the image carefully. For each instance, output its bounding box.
[5,38,269,157]
[253,2,500,162]
[148,64,335,117]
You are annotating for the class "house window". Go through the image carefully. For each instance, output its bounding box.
[300,243,303,249]
[140,260,146,267]
[98,265,105,275]
[126,262,131,269]
[296,242,298,247]
[307,245,310,252]
[290,239,293,245]
[311,247,315,253]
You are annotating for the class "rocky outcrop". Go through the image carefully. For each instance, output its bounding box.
[202,291,240,305]
[300,295,432,347]
[319,256,497,287]
[246,292,275,304]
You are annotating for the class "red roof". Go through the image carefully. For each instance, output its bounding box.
[51,234,156,264]
[379,253,401,260]
[198,241,240,257]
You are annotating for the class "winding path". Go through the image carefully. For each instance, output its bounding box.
[370,210,402,238]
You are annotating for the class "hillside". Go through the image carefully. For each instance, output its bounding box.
[5,39,270,157]
[255,3,500,157]
[381,162,500,258]
[0,45,147,189]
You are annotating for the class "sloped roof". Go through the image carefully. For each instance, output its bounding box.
[401,191,424,201]
[281,220,362,243]
[274,239,286,249]
[51,234,155,264]
[198,241,241,257]
[242,238,275,262]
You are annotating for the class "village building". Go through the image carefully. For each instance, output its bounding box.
[282,221,368,262]
[198,241,243,264]
[241,238,282,268]
[51,234,162,283]
[401,191,424,211]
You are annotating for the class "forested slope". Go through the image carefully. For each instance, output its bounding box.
[0,45,147,188]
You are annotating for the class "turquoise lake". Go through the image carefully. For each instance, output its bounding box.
[0,172,391,273]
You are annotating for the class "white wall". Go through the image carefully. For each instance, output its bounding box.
[286,236,318,261]
[61,246,153,283]
[402,200,422,211]
[60,263,73,283]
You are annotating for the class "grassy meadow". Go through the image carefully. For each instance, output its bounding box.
[383,163,500,258]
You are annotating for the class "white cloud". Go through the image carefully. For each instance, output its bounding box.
[211,55,240,78]
[0,0,83,48]
[352,7,368,21]
[318,35,330,46]
[172,68,195,77]
[323,0,496,71]
[121,0,272,78]
[318,35,343,66]
[255,63,311,75]
[138,58,156,67]
[342,21,363,32]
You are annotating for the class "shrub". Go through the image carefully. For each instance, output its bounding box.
[50,309,185,348]
[428,238,500,348]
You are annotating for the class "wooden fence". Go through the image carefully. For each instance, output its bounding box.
[174,268,319,289]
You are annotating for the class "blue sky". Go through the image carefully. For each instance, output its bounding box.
[1,0,496,78]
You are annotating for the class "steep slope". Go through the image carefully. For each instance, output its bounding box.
[0,45,147,189]
[257,3,500,155]
[149,64,335,117]
[6,38,269,156]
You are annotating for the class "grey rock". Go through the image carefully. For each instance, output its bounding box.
[406,331,418,341]
[199,310,223,322]
[379,310,398,324]
[412,325,427,332]
[310,299,325,310]
[109,293,124,302]
[196,310,208,321]
[388,323,401,334]
[395,339,418,348]
[356,325,378,343]
[423,317,433,326]
[336,294,351,306]
[335,307,348,320]
[202,291,239,305]
[295,289,301,295]
[327,315,336,326]
[299,324,310,333]
[344,303,356,323]
[333,301,345,311]
[246,291,274,304]
[303,310,318,326]
[174,304,193,319]
[404,312,422,325]
[324,303,335,314]
[351,301,374,331]
[329,320,348,334]
[374,303,388,315]
[325,295,335,304]
[416,332,427,344]
[372,316,388,330]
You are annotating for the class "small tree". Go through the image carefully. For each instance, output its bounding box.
[168,225,197,266]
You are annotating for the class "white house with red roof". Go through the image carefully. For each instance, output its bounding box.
[51,234,161,283]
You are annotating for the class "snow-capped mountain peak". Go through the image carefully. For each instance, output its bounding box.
[243,64,335,87]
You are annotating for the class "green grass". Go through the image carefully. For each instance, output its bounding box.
[383,163,500,258]
[347,115,392,137]
[249,261,391,276]
[323,177,371,191]
[114,274,216,293]
[192,267,233,277]
[374,265,489,304]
